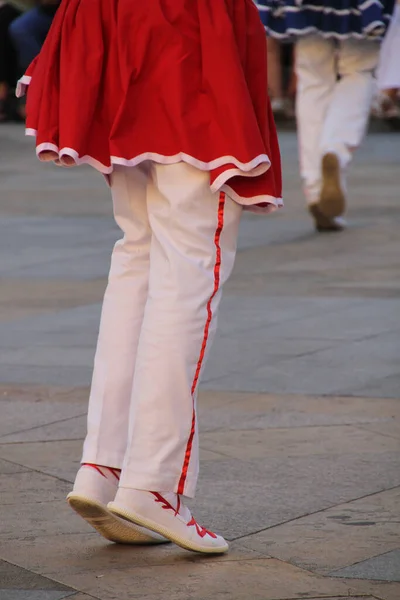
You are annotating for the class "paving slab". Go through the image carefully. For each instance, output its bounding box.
[238,488,400,574]
[0,471,72,506]
[0,391,85,438]
[204,338,400,395]
[41,558,356,600]
[198,392,400,432]
[357,422,400,440]
[331,550,400,582]
[209,392,398,427]
[0,559,74,600]
[200,425,400,460]
[339,579,400,600]
[0,593,75,600]
[0,440,82,485]
[0,278,105,322]
[66,595,101,600]
[0,415,87,444]
[0,458,30,474]
[0,534,266,577]
[193,452,400,539]
[344,374,400,399]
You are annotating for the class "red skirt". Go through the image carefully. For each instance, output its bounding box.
[17,0,282,213]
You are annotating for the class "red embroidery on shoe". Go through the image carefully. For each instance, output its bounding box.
[187,517,217,539]
[151,492,180,516]
[83,463,106,478]
[83,463,121,481]
[108,468,121,481]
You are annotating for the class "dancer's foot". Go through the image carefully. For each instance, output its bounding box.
[309,203,347,233]
[67,465,168,544]
[109,489,229,554]
[318,153,346,218]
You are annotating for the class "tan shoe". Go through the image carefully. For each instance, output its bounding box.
[309,203,346,233]
[318,152,346,218]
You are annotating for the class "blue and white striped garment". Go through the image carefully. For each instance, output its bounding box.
[255,0,395,40]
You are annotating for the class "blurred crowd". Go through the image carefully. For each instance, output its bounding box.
[0,0,59,122]
[266,39,400,130]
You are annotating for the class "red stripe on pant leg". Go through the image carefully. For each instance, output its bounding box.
[177,192,226,495]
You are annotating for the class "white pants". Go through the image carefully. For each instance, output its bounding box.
[377,4,400,90]
[82,163,242,498]
[295,36,380,204]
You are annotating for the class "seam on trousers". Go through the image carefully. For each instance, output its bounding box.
[177,191,226,496]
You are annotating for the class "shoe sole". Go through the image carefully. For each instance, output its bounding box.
[108,503,229,555]
[308,204,345,233]
[319,153,346,218]
[67,493,169,545]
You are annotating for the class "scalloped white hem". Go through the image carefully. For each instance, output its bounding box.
[26,133,283,212]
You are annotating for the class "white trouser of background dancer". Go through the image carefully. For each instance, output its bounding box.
[68,161,242,553]
[377,3,400,91]
[295,36,379,230]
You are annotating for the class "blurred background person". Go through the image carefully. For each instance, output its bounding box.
[0,2,22,121]
[9,0,60,73]
[267,38,295,120]
[257,0,395,232]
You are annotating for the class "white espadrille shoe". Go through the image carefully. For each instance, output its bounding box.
[67,465,168,544]
[108,488,229,554]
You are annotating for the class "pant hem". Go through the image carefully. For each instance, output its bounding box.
[81,451,125,471]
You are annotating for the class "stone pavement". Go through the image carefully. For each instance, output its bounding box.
[0,123,399,600]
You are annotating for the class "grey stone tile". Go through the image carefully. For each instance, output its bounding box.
[203,331,340,382]
[0,415,87,444]
[192,452,400,539]
[239,487,400,574]
[0,499,87,540]
[0,592,74,600]
[255,300,400,341]
[0,458,30,474]
[331,549,400,582]
[0,440,82,483]
[0,534,265,577]
[341,373,400,399]
[198,392,400,432]
[42,558,353,600]
[204,335,400,395]
[200,425,400,460]
[0,395,85,438]
[0,347,95,369]
[357,421,400,440]
[0,304,101,349]
[64,596,101,600]
[216,295,362,336]
[0,365,92,387]
[338,579,400,600]
[0,558,72,590]
[0,216,117,279]
[0,471,71,506]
